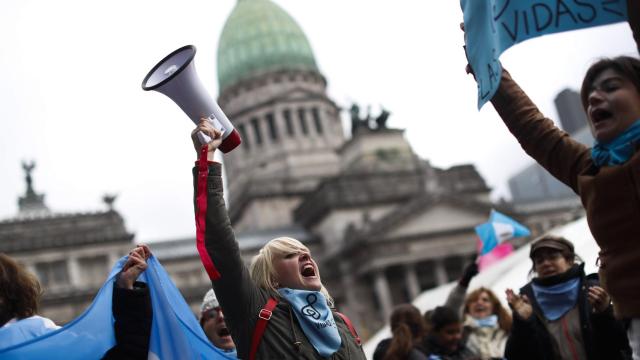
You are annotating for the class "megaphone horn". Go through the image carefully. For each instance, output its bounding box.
[142,45,241,153]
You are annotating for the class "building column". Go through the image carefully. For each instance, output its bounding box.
[67,257,81,287]
[339,262,361,329]
[374,269,393,322]
[404,263,421,300]
[434,258,448,286]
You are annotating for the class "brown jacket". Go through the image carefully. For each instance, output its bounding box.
[490,66,640,317]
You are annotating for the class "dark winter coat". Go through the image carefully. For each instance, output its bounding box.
[504,265,630,360]
[102,281,152,360]
[193,163,366,360]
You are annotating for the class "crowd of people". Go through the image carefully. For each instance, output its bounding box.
[373,236,632,360]
[1,0,639,359]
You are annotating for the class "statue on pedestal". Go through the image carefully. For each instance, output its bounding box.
[349,103,391,135]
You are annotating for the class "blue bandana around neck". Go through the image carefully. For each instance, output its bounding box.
[278,288,341,357]
[531,277,580,321]
[591,119,640,167]
[473,314,498,328]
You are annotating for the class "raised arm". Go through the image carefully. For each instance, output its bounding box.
[489,70,592,193]
[460,20,592,193]
[444,262,478,318]
[190,119,264,356]
[102,245,152,360]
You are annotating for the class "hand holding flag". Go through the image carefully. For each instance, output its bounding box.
[460,0,628,109]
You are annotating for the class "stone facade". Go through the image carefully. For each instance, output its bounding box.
[0,167,135,324]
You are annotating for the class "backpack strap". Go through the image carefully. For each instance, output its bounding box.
[249,297,279,360]
[335,312,361,346]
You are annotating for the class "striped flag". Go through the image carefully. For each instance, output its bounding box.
[475,210,530,255]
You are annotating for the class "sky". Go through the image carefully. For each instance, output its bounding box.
[0,0,636,243]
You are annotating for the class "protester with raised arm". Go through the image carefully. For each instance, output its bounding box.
[191,119,365,360]
[463,1,640,356]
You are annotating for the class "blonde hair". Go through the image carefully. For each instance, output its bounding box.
[249,237,334,307]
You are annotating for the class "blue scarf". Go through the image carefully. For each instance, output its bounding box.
[473,314,498,328]
[531,277,580,321]
[591,119,640,167]
[278,288,341,357]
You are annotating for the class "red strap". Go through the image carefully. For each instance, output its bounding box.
[195,145,221,280]
[336,312,361,346]
[250,298,279,360]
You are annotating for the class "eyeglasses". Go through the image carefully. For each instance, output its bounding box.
[202,307,222,321]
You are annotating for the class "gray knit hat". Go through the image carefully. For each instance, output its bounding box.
[200,288,220,315]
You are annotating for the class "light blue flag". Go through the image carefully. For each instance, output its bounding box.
[460,0,628,109]
[0,255,235,360]
[475,209,531,255]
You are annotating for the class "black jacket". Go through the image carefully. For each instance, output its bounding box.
[102,281,152,360]
[504,265,631,360]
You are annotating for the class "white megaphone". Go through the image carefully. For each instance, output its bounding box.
[142,45,241,153]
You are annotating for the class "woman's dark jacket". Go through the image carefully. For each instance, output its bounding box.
[504,265,630,360]
[193,163,365,359]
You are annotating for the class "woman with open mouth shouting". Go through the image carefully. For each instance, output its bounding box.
[463,0,640,356]
[190,119,365,360]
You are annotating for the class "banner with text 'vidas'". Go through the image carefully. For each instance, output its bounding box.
[460,0,628,109]
[0,256,234,360]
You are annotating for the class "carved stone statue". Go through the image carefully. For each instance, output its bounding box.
[18,159,49,214]
[375,108,390,130]
[103,194,118,211]
[349,103,392,135]
[350,104,363,135]
[22,160,36,195]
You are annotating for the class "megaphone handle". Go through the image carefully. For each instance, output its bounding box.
[197,131,212,145]
[196,116,223,145]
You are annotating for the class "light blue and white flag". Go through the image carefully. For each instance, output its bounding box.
[460,0,628,109]
[0,255,235,360]
[475,209,531,255]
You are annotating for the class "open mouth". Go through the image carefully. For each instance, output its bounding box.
[218,327,231,337]
[591,108,612,124]
[301,264,316,277]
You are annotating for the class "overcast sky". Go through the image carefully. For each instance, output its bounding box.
[0,1,636,243]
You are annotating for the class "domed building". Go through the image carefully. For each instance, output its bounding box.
[2,0,554,336]
[191,0,506,334]
[216,0,345,233]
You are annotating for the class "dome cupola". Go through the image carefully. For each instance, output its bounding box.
[217,0,319,91]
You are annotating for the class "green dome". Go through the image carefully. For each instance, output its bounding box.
[217,0,319,91]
